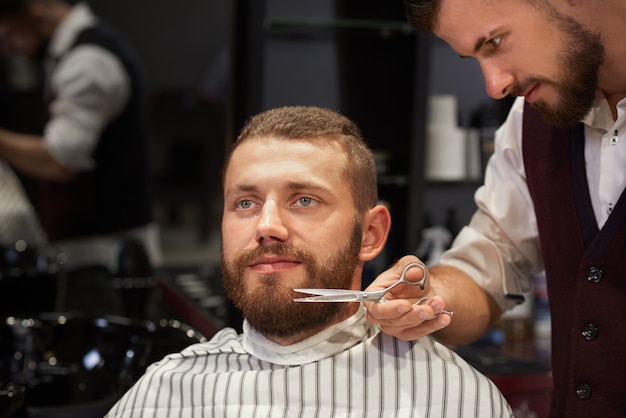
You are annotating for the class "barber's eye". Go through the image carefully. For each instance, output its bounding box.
[487,36,501,48]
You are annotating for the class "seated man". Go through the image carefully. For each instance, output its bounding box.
[105,106,513,417]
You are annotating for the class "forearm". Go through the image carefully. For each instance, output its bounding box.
[0,128,76,181]
[429,264,502,345]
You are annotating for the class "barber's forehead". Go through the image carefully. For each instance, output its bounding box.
[437,0,520,21]
[435,0,517,48]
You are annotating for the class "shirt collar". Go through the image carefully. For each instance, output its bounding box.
[241,305,379,366]
[47,2,97,60]
[582,90,626,130]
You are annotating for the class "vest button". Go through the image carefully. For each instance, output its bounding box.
[581,324,598,341]
[576,383,592,400]
[586,266,603,284]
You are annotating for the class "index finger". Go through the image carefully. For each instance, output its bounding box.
[365,297,415,320]
[365,296,452,341]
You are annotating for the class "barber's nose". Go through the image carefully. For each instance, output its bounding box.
[255,201,288,244]
[481,61,513,100]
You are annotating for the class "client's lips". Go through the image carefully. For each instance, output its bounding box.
[250,256,301,272]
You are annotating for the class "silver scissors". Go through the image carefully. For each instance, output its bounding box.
[294,261,429,303]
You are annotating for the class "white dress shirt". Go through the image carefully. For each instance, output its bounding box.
[44,2,130,171]
[440,93,626,311]
[38,3,161,269]
[105,306,513,417]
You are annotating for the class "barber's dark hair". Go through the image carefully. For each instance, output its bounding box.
[404,0,441,31]
[227,106,378,213]
[405,0,563,31]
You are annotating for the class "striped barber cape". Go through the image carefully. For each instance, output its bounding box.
[106,306,513,418]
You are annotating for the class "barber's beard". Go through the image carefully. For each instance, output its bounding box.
[221,223,363,340]
[512,16,603,127]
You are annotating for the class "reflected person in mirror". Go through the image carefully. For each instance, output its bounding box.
[0,0,160,316]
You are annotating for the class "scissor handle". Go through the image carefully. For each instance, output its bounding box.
[398,261,428,290]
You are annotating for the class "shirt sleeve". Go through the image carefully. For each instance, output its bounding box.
[438,97,544,312]
[44,44,130,171]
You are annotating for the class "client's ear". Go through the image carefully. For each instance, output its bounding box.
[359,204,391,261]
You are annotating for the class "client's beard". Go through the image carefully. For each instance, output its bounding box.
[221,223,362,340]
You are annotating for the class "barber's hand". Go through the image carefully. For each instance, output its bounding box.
[364,255,452,341]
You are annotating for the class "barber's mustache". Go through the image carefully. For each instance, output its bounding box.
[509,77,550,97]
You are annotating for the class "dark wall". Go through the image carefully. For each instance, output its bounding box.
[85,0,231,92]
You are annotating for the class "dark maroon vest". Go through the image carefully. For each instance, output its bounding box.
[522,102,626,416]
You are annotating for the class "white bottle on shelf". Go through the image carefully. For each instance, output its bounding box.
[425,95,467,181]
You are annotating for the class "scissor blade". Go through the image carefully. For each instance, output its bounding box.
[293,288,385,302]
[293,288,358,296]
[293,293,362,302]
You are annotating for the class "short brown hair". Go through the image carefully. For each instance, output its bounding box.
[227,106,378,213]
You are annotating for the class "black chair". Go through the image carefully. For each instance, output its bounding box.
[0,243,65,316]
[0,313,206,418]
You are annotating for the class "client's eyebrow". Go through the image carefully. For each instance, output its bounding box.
[285,181,321,190]
[224,183,255,196]
[225,181,326,196]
